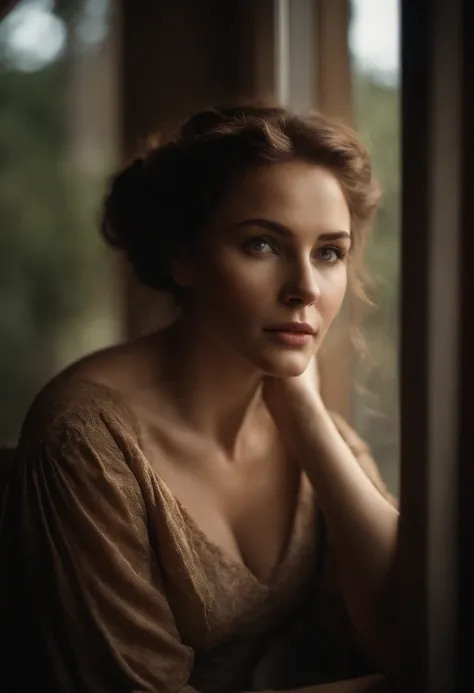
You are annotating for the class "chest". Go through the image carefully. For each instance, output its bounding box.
[141,418,303,586]
[156,461,318,655]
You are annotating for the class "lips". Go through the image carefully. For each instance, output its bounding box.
[263,322,317,348]
[264,322,316,335]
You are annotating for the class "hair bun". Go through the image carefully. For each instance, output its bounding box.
[101,156,177,290]
[101,157,149,251]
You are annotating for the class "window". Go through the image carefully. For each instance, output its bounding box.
[349,0,401,495]
[0,0,121,445]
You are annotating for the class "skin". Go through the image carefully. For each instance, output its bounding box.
[77,159,398,693]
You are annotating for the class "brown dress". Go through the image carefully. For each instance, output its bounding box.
[0,375,395,693]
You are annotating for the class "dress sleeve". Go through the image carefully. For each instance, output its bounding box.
[1,407,198,693]
[310,413,398,680]
[329,412,398,509]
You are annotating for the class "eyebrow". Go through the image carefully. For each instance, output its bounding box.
[237,218,351,242]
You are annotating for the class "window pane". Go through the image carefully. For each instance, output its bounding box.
[349,0,401,495]
[0,0,121,445]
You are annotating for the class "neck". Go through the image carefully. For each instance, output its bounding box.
[155,314,265,457]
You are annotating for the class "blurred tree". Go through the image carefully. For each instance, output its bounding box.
[0,0,116,444]
[352,72,401,493]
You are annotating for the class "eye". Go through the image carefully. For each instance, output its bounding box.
[316,246,346,264]
[244,237,276,255]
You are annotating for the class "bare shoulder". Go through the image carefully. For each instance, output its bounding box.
[61,331,162,394]
[17,334,163,448]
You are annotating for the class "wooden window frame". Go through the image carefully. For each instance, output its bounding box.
[397,1,473,690]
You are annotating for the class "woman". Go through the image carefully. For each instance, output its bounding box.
[0,105,398,693]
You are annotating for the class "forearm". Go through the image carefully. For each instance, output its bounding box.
[285,396,399,671]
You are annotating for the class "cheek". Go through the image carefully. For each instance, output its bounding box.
[198,252,275,313]
[319,268,348,323]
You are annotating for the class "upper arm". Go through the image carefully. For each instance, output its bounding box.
[1,410,195,693]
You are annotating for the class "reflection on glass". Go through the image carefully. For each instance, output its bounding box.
[0,0,121,445]
[349,0,401,495]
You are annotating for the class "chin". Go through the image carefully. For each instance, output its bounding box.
[257,349,312,378]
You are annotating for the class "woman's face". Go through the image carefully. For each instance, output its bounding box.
[176,160,351,377]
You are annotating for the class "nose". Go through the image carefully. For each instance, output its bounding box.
[280,259,321,308]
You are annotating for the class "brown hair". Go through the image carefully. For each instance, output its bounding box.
[101,104,381,302]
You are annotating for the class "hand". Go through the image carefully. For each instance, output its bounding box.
[263,355,322,432]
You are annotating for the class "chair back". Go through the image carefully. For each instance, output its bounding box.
[0,448,15,505]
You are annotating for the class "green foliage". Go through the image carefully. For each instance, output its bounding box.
[352,72,401,493]
[0,12,109,443]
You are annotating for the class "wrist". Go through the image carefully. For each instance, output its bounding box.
[274,392,329,456]
[291,389,327,428]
